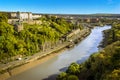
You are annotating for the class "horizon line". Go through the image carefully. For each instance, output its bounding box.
[0,10,120,15]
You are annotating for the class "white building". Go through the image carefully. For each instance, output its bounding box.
[18,12,32,21]
[10,12,17,18]
[32,14,42,19]
[10,12,42,21]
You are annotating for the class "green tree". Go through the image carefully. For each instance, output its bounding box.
[0,13,8,23]
[57,72,67,80]
[67,75,79,80]
[66,63,81,75]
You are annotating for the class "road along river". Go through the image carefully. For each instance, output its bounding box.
[7,26,111,80]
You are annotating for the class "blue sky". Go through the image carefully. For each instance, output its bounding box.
[0,0,120,14]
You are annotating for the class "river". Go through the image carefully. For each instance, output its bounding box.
[7,26,111,80]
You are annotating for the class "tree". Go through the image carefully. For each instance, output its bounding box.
[67,75,79,80]
[0,13,8,23]
[66,63,81,75]
[105,69,120,80]
[57,72,67,80]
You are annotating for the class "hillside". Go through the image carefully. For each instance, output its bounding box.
[0,13,82,63]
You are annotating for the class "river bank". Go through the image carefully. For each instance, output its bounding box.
[0,28,91,80]
[99,27,111,48]
[0,48,67,80]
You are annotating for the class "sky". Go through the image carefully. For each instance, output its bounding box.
[0,0,120,14]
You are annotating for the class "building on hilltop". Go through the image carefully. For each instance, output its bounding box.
[8,11,42,24]
[9,11,42,21]
[10,12,18,19]
[32,14,42,19]
[10,11,33,21]
[7,11,43,32]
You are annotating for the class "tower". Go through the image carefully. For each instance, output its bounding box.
[14,11,23,32]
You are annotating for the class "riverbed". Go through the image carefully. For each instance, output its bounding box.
[7,26,111,80]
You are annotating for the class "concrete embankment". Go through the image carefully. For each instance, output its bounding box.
[0,28,91,80]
